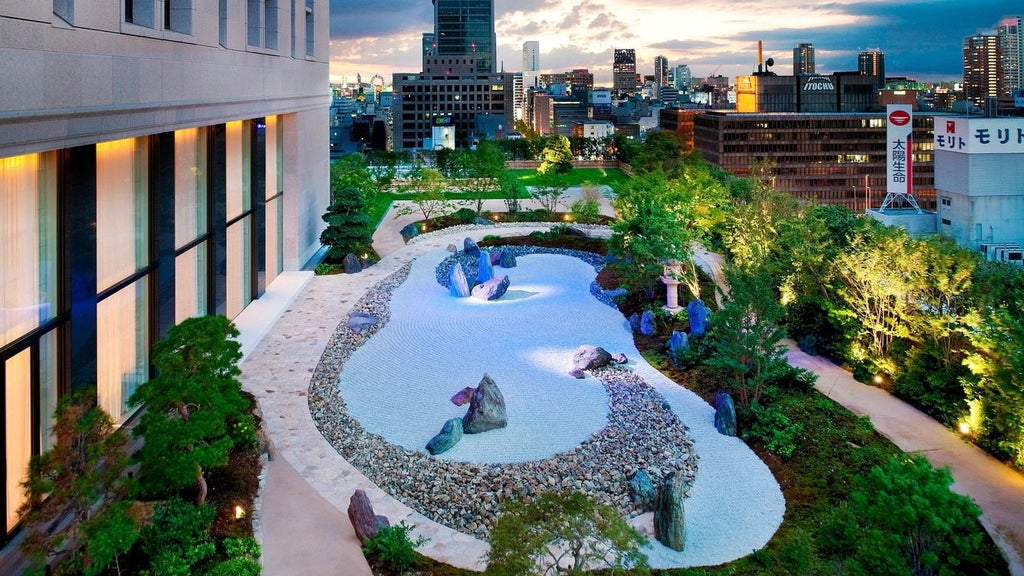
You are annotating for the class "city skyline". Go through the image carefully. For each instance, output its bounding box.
[329,0,1018,86]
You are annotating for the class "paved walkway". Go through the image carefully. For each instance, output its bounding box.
[238,194,1024,576]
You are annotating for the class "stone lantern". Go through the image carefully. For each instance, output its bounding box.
[661,260,684,315]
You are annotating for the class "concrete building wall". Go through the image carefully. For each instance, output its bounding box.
[936,151,1024,249]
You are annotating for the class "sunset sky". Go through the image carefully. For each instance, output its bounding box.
[328,0,1018,86]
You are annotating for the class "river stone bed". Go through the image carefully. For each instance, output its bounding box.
[308,250,698,539]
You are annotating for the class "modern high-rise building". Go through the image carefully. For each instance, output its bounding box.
[654,55,670,87]
[963,34,1003,108]
[393,0,513,149]
[613,48,638,94]
[998,17,1023,95]
[434,0,497,74]
[858,49,886,90]
[793,43,816,75]
[523,40,540,74]
[672,64,692,90]
[423,32,438,60]
[0,0,329,546]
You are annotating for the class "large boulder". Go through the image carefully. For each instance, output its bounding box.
[400,223,419,241]
[628,313,641,333]
[499,250,517,268]
[687,299,711,337]
[629,470,657,511]
[477,251,494,283]
[448,263,472,298]
[450,386,474,406]
[343,253,362,274]
[462,374,508,434]
[640,310,657,336]
[346,313,379,334]
[714,392,737,437]
[654,471,687,551]
[473,216,495,226]
[489,250,503,265]
[572,345,613,371]
[348,489,390,545]
[426,418,464,455]
[668,331,689,365]
[471,275,510,301]
[463,237,480,257]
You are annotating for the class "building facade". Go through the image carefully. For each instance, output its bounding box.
[694,112,936,211]
[858,49,886,90]
[963,34,1003,109]
[934,116,1024,253]
[0,0,329,545]
[793,43,815,75]
[613,48,637,94]
[654,55,669,87]
[433,0,496,74]
[998,17,1023,95]
[672,64,692,90]
[736,73,880,113]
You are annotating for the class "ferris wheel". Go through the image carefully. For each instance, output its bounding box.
[370,74,385,97]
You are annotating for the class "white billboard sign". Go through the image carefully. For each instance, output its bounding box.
[886,105,913,197]
[934,117,1024,154]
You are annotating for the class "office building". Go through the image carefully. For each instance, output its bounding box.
[934,116,1024,254]
[655,55,670,87]
[735,73,879,113]
[672,64,692,90]
[523,40,540,73]
[793,43,815,75]
[963,34,1003,109]
[393,0,514,149]
[433,0,497,74]
[0,0,329,544]
[858,49,886,90]
[998,17,1023,95]
[613,48,637,94]
[694,112,936,211]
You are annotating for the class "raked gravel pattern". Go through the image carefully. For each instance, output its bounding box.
[307,227,785,568]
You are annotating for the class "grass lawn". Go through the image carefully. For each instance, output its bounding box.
[507,167,630,190]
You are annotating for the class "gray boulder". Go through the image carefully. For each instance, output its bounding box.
[426,418,463,455]
[687,299,710,336]
[654,471,687,551]
[348,489,390,545]
[343,253,362,274]
[629,470,657,510]
[346,313,379,334]
[477,251,494,283]
[668,331,689,365]
[489,250,502,265]
[471,275,509,301]
[572,345,613,371]
[462,374,508,434]
[450,386,474,406]
[714,392,737,437]
[640,310,657,336]
[447,243,458,253]
[400,223,419,241]
[569,368,585,379]
[448,263,472,298]
[473,216,495,226]
[463,237,480,257]
[612,352,628,364]
[499,250,517,268]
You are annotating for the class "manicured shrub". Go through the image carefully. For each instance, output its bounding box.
[362,521,428,575]
[140,498,217,576]
[740,401,804,459]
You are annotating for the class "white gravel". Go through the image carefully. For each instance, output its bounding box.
[336,248,785,567]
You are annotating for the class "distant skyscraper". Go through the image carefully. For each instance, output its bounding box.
[434,0,497,73]
[422,33,436,62]
[654,55,669,86]
[672,64,692,90]
[793,43,815,75]
[998,17,1023,94]
[613,48,637,93]
[523,40,540,73]
[858,49,886,90]
[963,33,1003,108]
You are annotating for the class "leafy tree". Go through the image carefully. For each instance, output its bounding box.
[394,167,461,221]
[816,503,860,576]
[320,162,375,264]
[538,134,574,175]
[611,132,641,164]
[461,140,507,214]
[486,492,649,576]
[530,169,570,213]
[498,171,526,213]
[848,455,986,576]
[570,181,603,225]
[705,267,789,407]
[18,391,136,576]
[129,315,255,504]
[634,130,685,174]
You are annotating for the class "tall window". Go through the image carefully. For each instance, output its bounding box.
[164,0,192,34]
[225,121,252,319]
[219,0,228,46]
[125,0,154,27]
[174,128,209,322]
[305,0,314,56]
[53,0,73,24]
[95,138,150,423]
[265,116,284,283]
[247,0,278,49]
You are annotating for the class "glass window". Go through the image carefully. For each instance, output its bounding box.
[175,245,207,323]
[165,0,192,34]
[126,0,154,27]
[53,0,73,24]
[305,0,314,56]
[219,0,227,46]
[38,330,57,453]
[174,127,207,248]
[96,279,149,424]
[226,219,252,319]
[1,153,57,347]
[226,121,251,220]
[96,138,149,292]
[5,349,31,532]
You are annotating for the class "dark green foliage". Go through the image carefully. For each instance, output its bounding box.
[570,197,601,224]
[321,160,375,264]
[740,401,804,459]
[816,503,859,576]
[140,498,217,576]
[130,315,255,503]
[451,207,477,223]
[18,390,136,576]
[362,521,429,575]
[634,130,685,174]
[486,492,649,575]
[892,340,970,426]
[206,537,262,576]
